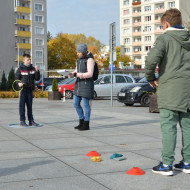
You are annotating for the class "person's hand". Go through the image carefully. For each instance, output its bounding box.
[35,66,38,71]
[149,80,159,88]
[18,83,24,87]
[69,72,74,77]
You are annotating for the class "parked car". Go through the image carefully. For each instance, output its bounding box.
[37,78,64,89]
[45,78,74,91]
[58,78,76,99]
[94,74,136,98]
[133,76,143,83]
[117,76,157,107]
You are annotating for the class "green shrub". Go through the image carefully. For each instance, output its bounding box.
[52,78,58,91]
[0,71,7,91]
[7,67,16,91]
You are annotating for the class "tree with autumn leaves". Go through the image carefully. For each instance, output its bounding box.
[48,32,131,70]
[48,33,105,69]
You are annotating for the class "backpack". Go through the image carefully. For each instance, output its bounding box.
[93,62,99,81]
[85,59,99,81]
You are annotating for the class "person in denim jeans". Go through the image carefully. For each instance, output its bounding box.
[70,44,94,131]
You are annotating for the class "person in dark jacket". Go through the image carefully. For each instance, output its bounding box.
[16,54,40,127]
[145,9,190,176]
[70,44,94,131]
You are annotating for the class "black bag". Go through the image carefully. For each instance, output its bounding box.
[93,62,99,81]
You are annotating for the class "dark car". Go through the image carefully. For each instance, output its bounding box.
[36,78,65,89]
[117,76,157,107]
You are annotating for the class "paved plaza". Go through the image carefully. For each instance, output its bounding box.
[0,98,189,190]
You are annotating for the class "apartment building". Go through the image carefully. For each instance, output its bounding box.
[120,0,190,68]
[0,0,47,79]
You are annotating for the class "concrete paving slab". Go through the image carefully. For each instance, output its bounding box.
[0,157,81,183]
[0,176,109,190]
[58,152,157,175]
[89,169,190,190]
[28,136,106,150]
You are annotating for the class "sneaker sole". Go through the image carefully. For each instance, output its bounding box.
[174,167,190,174]
[152,170,174,176]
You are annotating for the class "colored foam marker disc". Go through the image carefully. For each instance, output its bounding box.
[126,167,145,175]
[86,151,101,157]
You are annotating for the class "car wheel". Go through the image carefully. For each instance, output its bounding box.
[140,94,150,107]
[65,91,73,99]
[94,91,97,99]
[124,103,134,106]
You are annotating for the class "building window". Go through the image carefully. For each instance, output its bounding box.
[145,16,151,22]
[168,2,175,8]
[36,39,44,46]
[134,47,141,52]
[145,36,151,41]
[125,48,130,53]
[145,6,151,11]
[124,38,130,44]
[145,46,151,51]
[35,27,44,34]
[35,4,43,11]
[134,37,141,42]
[35,63,43,70]
[35,51,43,58]
[145,26,151,31]
[144,0,151,2]
[123,0,129,5]
[123,9,130,15]
[35,15,43,23]
[124,28,130,34]
[124,19,130,25]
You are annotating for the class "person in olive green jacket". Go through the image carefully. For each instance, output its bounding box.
[145,8,190,176]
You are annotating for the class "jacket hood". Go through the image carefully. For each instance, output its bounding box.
[86,51,94,59]
[165,28,190,50]
[20,63,33,69]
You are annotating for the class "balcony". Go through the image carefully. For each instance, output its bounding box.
[15,6,31,13]
[155,19,161,24]
[134,61,142,65]
[133,51,142,55]
[132,32,141,36]
[133,42,141,46]
[16,19,31,26]
[155,29,163,34]
[16,43,31,49]
[15,56,24,62]
[132,12,141,17]
[132,2,141,6]
[155,8,165,14]
[15,30,31,37]
[133,22,141,27]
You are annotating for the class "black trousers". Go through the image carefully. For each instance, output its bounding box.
[19,88,34,122]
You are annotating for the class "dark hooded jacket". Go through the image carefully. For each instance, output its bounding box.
[73,52,94,99]
[16,63,40,91]
[145,28,190,112]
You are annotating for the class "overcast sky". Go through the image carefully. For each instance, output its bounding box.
[47,0,120,46]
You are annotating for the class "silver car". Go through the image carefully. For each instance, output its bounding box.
[94,74,135,98]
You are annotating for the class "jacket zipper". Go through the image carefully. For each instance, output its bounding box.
[77,60,81,96]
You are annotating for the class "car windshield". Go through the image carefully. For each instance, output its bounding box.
[58,78,72,85]
[138,74,159,83]
[67,78,76,84]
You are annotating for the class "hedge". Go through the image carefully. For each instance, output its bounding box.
[0,91,48,98]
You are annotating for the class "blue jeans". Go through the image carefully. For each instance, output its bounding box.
[73,95,91,121]
[19,88,34,122]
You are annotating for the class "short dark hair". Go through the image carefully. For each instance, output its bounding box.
[23,53,31,58]
[161,8,182,26]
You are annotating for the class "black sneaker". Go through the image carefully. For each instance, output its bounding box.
[29,121,39,126]
[20,121,28,127]
[174,161,190,174]
[152,162,173,176]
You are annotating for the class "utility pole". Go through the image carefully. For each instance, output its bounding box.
[109,22,116,107]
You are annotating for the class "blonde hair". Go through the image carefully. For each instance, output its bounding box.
[161,8,182,26]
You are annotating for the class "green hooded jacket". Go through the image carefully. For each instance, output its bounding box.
[145,28,190,112]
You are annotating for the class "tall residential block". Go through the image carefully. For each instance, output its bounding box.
[0,0,47,79]
[120,0,190,68]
